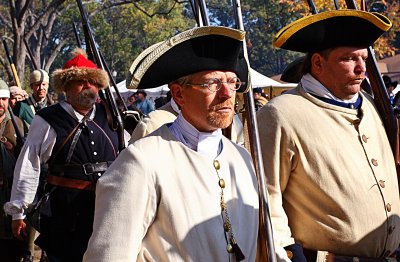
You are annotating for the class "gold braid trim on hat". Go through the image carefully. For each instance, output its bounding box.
[128,26,245,89]
[273,9,392,49]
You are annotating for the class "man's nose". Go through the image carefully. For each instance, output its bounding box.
[217,82,235,98]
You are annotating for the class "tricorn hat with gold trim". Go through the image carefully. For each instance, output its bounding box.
[273,10,392,53]
[127,26,250,93]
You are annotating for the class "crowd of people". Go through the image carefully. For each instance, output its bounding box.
[0,8,399,262]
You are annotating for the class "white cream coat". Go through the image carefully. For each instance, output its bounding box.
[83,125,259,262]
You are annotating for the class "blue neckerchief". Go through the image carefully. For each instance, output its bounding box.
[311,94,363,109]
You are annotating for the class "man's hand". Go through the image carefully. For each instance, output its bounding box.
[12,219,27,240]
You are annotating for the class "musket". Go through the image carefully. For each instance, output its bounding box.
[341,0,400,190]
[3,40,21,88]
[232,1,277,261]
[2,39,26,153]
[190,0,277,261]
[75,0,125,151]
[23,38,54,105]
[74,20,127,112]
[72,23,83,49]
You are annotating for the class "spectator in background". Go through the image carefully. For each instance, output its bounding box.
[13,69,52,126]
[133,90,155,116]
[9,86,29,109]
[253,87,268,111]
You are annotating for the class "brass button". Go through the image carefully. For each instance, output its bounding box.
[362,134,368,143]
[386,203,392,212]
[371,159,378,166]
[286,250,293,259]
[218,178,225,188]
[213,160,220,170]
[389,225,395,234]
[379,180,386,188]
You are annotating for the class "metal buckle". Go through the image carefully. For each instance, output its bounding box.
[82,163,93,175]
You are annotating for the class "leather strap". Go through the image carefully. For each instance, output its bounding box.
[50,162,111,175]
[47,175,95,191]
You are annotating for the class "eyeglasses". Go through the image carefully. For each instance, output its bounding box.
[185,77,244,93]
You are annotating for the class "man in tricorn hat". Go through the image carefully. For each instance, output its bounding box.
[257,10,399,261]
[5,48,121,261]
[83,26,259,261]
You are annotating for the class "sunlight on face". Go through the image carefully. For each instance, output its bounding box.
[174,70,237,132]
[313,47,368,100]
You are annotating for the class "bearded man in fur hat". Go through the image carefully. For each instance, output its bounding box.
[4,49,121,262]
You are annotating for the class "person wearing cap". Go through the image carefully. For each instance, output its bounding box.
[4,48,122,262]
[132,89,155,116]
[13,69,52,126]
[253,87,268,112]
[0,79,27,261]
[9,86,29,109]
[83,26,259,262]
[257,10,399,261]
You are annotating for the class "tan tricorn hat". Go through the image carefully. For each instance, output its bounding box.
[127,26,251,93]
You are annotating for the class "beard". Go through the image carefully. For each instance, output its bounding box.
[70,89,98,110]
[207,100,234,129]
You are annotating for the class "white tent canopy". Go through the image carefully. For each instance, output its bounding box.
[113,68,296,102]
[250,68,296,89]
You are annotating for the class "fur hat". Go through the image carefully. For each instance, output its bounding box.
[273,10,391,53]
[127,26,250,93]
[30,69,49,85]
[51,48,109,92]
[9,86,29,99]
[0,79,10,98]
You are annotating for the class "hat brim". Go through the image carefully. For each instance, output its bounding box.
[273,10,392,53]
[280,56,306,83]
[127,26,250,93]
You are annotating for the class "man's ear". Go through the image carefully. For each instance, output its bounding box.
[169,82,184,108]
[311,53,323,75]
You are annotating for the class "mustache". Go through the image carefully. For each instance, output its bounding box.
[81,89,97,97]
[210,100,234,111]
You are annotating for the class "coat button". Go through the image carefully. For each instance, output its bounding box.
[362,134,368,143]
[379,180,386,188]
[389,225,395,234]
[371,159,378,166]
[386,203,392,212]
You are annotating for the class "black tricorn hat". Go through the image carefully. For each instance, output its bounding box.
[273,10,392,53]
[127,26,250,93]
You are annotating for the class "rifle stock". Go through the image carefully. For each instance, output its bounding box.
[75,0,125,151]
[3,40,21,88]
